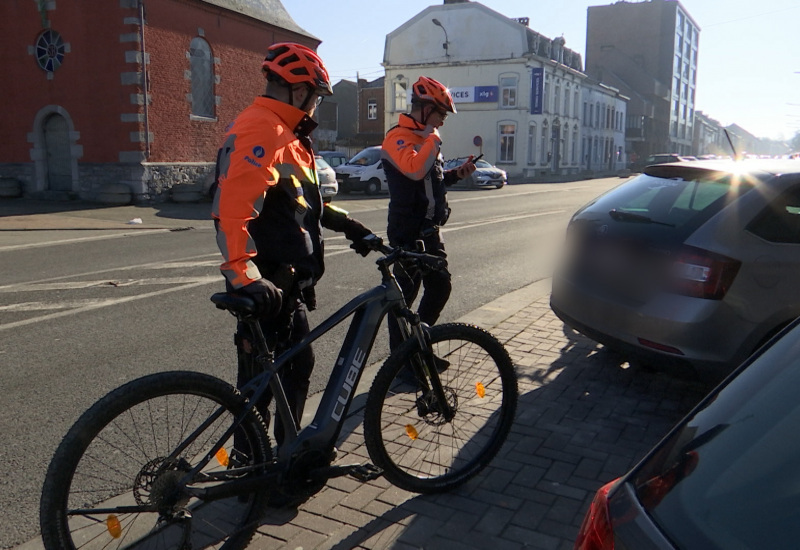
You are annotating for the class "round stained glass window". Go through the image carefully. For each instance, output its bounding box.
[36,30,65,72]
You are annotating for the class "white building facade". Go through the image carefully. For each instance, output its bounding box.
[383,2,626,180]
[581,80,629,173]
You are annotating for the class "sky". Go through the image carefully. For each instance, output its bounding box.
[283,0,800,142]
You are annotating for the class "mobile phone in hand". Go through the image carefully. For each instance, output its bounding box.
[471,154,484,164]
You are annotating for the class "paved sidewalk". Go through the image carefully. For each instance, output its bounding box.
[239,284,708,550]
[7,199,709,550]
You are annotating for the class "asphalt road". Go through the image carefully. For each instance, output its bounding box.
[0,177,623,548]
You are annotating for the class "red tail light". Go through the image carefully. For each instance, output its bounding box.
[669,246,741,300]
[574,479,616,550]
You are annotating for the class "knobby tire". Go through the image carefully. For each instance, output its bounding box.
[40,371,271,550]
[363,323,517,493]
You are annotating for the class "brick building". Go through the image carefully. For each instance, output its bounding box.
[1,0,318,203]
[357,76,385,144]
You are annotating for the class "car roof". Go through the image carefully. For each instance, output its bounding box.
[644,158,800,179]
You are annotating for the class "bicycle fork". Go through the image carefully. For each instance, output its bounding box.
[398,309,456,423]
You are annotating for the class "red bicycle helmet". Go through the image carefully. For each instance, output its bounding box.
[262,42,333,96]
[412,76,457,113]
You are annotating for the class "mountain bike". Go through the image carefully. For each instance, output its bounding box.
[39,237,518,549]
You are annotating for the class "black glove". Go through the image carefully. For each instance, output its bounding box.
[351,233,383,257]
[441,205,451,226]
[342,218,374,256]
[240,279,283,318]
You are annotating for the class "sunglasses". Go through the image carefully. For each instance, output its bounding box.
[296,85,325,107]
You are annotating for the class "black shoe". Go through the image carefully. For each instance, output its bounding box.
[433,355,450,373]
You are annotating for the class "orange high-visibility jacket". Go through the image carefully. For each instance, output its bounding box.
[212,96,328,289]
[381,114,459,242]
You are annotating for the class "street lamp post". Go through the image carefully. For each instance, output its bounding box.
[432,18,450,59]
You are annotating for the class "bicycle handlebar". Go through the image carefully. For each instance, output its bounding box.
[362,234,447,272]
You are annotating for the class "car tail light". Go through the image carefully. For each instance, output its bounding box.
[669,246,741,300]
[574,479,617,550]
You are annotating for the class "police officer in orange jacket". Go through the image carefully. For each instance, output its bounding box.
[212,43,377,444]
[380,76,475,353]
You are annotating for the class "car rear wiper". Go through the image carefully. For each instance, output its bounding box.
[608,209,675,227]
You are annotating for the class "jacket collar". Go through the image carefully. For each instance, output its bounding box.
[398,112,426,131]
[256,96,318,138]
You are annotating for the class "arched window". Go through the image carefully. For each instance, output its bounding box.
[190,37,214,118]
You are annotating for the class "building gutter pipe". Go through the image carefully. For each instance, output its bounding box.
[138,0,151,159]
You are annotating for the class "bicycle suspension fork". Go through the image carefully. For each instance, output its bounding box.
[396,308,456,423]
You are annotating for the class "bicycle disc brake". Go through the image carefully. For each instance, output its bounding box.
[415,387,458,426]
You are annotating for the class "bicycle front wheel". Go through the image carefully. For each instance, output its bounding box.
[364,323,518,493]
[40,371,271,550]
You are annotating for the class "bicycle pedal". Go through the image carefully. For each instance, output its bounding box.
[349,463,383,482]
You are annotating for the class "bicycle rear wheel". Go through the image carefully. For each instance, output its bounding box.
[364,323,517,493]
[40,371,271,550]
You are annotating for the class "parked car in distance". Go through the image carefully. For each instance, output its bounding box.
[575,316,800,550]
[318,150,348,169]
[550,158,800,383]
[315,155,338,203]
[630,153,691,172]
[334,146,388,195]
[444,157,508,189]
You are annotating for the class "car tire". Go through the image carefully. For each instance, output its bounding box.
[365,178,381,195]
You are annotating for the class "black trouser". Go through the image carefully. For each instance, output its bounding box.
[236,298,314,446]
[387,229,452,352]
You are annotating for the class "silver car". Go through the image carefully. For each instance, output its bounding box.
[550,159,800,382]
[445,157,507,189]
[315,155,338,203]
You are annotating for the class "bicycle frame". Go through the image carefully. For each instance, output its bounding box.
[262,275,407,461]
[191,254,411,487]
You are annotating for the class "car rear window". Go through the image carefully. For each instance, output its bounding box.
[581,167,755,235]
[631,321,800,548]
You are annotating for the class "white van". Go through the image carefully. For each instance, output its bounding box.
[334,146,388,195]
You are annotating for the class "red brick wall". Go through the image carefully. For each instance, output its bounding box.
[1,0,135,162]
[145,0,319,162]
[359,86,385,136]
[1,0,319,165]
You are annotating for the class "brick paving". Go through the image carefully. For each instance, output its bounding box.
[247,294,709,550]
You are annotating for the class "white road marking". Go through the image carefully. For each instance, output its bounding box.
[0,206,565,328]
[324,209,564,255]
[0,229,173,252]
[0,253,221,291]
[0,279,218,332]
[0,276,220,293]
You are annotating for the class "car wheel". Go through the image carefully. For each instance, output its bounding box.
[365,178,381,195]
[496,184,504,189]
